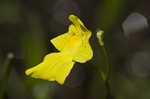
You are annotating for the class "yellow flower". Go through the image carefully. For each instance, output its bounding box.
[25,14,93,84]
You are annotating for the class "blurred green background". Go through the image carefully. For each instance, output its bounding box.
[1,0,150,99]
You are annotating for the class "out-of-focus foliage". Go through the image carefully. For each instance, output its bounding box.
[0,0,150,99]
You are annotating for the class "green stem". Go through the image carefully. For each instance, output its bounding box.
[98,45,112,99]
[101,46,111,99]
[105,80,111,99]
[101,46,110,80]
[96,30,112,99]
[0,53,14,99]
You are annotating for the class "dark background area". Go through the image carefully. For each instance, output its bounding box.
[1,0,150,99]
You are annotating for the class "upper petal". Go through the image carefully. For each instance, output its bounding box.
[51,32,71,51]
[69,14,89,34]
[51,15,92,52]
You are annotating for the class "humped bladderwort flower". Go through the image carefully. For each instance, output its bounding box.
[25,14,93,84]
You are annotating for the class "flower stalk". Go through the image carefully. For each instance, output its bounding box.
[96,30,112,99]
[0,53,14,99]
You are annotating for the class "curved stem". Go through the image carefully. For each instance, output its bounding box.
[101,46,112,99]
[97,45,112,99]
[0,53,14,99]
[101,46,110,80]
[96,30,112,99]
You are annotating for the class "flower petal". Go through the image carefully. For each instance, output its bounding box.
[25,52,75,84]
[69,14,89,33]
[51,24,80,51]
[73,40,93,63]
[51,32,71,51]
